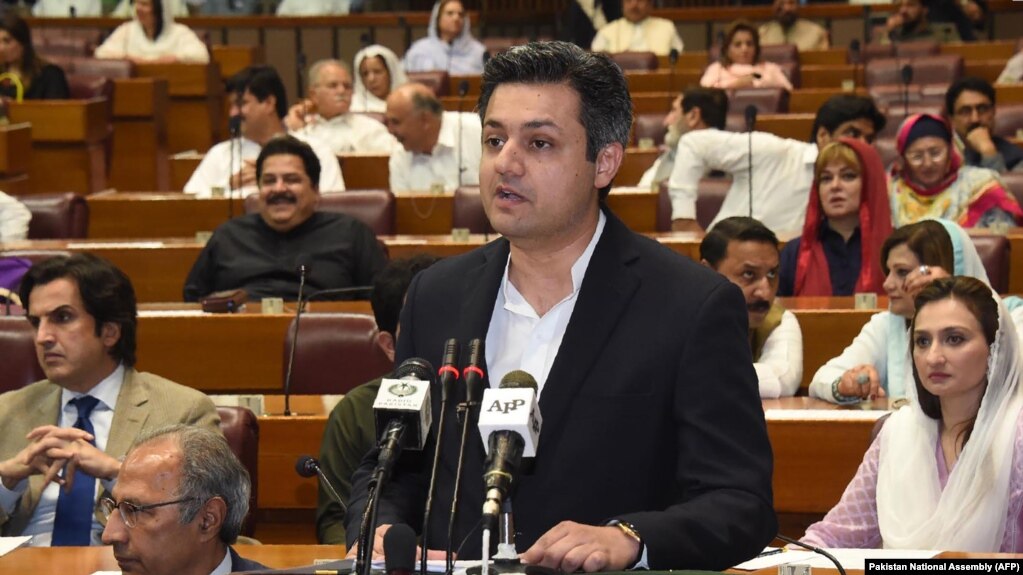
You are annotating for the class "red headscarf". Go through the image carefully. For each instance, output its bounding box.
[793,138,892,296]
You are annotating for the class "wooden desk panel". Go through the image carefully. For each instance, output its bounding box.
[110,78,170,191]
[0,122,31,195]
[339,153,389,190]
[8,99,109,194]
[135,62,223,154]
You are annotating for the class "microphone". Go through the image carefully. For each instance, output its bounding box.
[420,339,459,575]
[69,5,76,17]
[446,338,485,573]
[227,114,242,220]
[744,104,757,219]
[668,48,679,109]
[774,534,848,575]
[900,63,913,116]
[456,80,470,190]
[295,455,347,515]
[384,524,417,575]
[296,52,308,99]
[716,30,726,61]
[282,264,310,417]
[479,370,541,526]
[849,39,861,90]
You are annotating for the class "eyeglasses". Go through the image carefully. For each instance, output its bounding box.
[100,497,195,528]
[904,146,948,166]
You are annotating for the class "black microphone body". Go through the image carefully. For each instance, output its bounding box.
[456,80,470,190]
[849,39,861,90]
[744,105,757,219]
[668,48,679,110]
[295,455,347,514]
[421,339,460,575]
[384,523,418,575]
[901,63,914,117]
[447,338,485,574]
[282,264,310,417]
[227,115,242,220]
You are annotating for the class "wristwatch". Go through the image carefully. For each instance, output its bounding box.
[831,377,861,404]
[608,520,644,568]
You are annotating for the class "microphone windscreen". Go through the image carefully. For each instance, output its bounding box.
[744,104,758,130]
[458,80,470,98]
[499,370,538,390]
[901,64,913,84]
[669,48,679,65]
[228,115,242,135]
[383,524,417,573]
[397,357,435,381]
[849,39,861,54]
[360,33,371,46]
[295,455,318,478]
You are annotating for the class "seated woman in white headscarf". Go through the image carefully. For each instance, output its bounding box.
[94,0,209,64]
[801,275,1023,552]
[350,44,408,114]
[809,218,1023,405]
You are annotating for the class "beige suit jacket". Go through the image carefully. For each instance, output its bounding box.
[0,369,220,536]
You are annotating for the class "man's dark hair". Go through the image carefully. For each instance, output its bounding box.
[244,66,289,119]
[19,253,138,367]
[809,94,886,143]
[256,135,322,186]
[477,41,633,200]
[682,87,729,131]
[226,65,269,96]
[945,77,996,117]
[371,254,441,336]
[700,216,780,268]
[410,88,444,117]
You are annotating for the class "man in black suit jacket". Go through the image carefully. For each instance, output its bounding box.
[346,41,776,572]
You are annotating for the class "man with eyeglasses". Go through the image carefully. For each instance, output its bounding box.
[101,425,267,575]
[0,254,220,546]
[183,135,387,302]
[946,77,1023,173]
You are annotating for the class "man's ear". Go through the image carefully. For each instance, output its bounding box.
[815,126,831,149]
[100,322,121,351]
[375,331,395,363]
[594,143,625,191]
[700,258,713,268]
[197,497,227,543]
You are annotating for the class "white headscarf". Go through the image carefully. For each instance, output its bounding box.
[351,45,408,114]
[877,279,1023,551]
[885,219,990,400]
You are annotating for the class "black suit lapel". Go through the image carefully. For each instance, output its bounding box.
[455,239,509,372]
[535,211,641,453]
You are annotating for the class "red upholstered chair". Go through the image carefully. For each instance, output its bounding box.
[878,104,943,139]
[856,43,893,63]
[967,233,1010,294]
[67,75,114,100]
[1000,172,1023,207]
[243,190,395,235]
[730,87,790,114]
[453,186,490,233]
[281,313,393,395]
[70,57,135,79]
[874,137,899,169]
[864,55,963,88]
[993,104,1023,139]
[35,36,94,57]
[483,37,528,58]
[15,193,89,239]
[870,84,948,111]
[632,113,666,147]
[777,60,800,89]
[0,315,43,393]
[610,51,658,71]
[407,71,450,97]
[761,44,800,66]
[696,177,732,230]
[216,406,259,537]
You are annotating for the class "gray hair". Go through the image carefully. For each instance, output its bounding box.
[410,89,444,117]
[308,58,351,90]
[128,425,250,544]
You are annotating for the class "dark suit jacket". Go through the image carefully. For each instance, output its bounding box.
[229,545,269,572]
[346,210,776,570]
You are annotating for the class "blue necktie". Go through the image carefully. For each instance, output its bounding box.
[51,395,100,547]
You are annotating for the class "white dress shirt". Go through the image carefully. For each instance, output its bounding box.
[485,212,606,394]
[209,548,232,575]
[591,17,684,56]
[0,191,31,241]
[183,133,346,197]
[668,128,816,233]
[0,364,125,546]
[32,0,101,16]
[388,112,481,193]
[276,0,349,14]
[291,113,399,155]
[755,309,803,398]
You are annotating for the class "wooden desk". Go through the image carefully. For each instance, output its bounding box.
[135,62,223,154]
[109,77,170,191]
[339,153,389,190]
[7,98,109,195]
[0,122,31,194]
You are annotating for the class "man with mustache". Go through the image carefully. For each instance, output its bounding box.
[701,216,803,398]
[184,65,346,198]
[284,59,398,155]
[758,0,829,51]
[183,135,387,302]
[101,425,266,575]
[946,77,1023,173]
[0,254,219,546]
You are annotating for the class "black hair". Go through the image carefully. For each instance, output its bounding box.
[0,12,43,81]
[700,216,780,268]
[371,254,441,335]
[810,94,887,143]
[19,253,138,367]
[945,77,996,117]
[243,66,288,119]
[255,135,321,187]
[477,41,632,200]
[682,87,729,131]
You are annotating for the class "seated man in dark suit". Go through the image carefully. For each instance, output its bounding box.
[183,135,387,302]
[101,425,266,574]
[345,41,775,572]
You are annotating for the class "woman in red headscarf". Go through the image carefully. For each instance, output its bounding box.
[779,138,892,296]
[890,113,1022,229]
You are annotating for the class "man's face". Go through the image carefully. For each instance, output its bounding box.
[27,278,119,393]
[102,439,204,575]
[385,94,431,154]
[481,82,615,246]
[897,0,926,28]
[310,63,353,119]
[712,240,780,329]
[663,95,685,148]
[816,117,877,148]
[238,89,276,138]
[257,153,319,233]
[623,0,652,23]
[775,0,799,26]
[950,89,995,141]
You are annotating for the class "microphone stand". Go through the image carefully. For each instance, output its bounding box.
[849,39,861,91]
[420,339,460,575]
[667,48,678,110]
[446,338,484,575]
[900,63,913,117]
[456,80,469,191]
[745,105,757,219]
[227,116,241,221]
[282,264,309,417]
